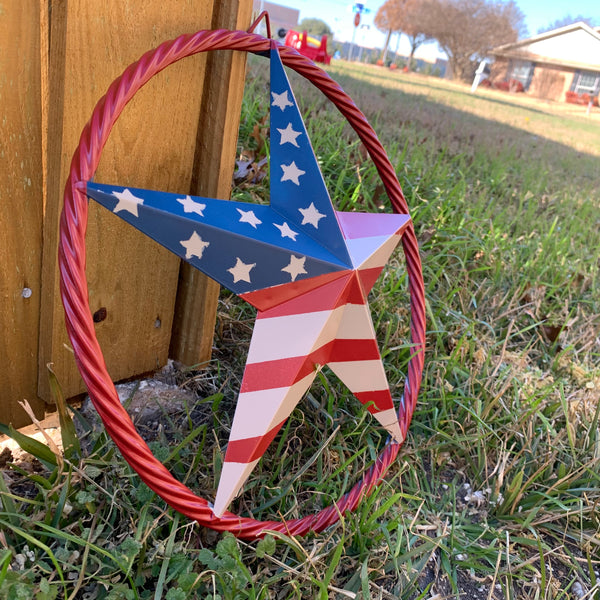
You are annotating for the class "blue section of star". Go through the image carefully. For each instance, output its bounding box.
[268,49,351,266]
[86,182,349,294]
[85,47,362,296]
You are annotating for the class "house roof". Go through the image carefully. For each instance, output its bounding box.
[490,22,600,71]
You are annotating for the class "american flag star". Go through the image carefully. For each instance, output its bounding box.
[85,46,411,518]
[112,188,144,217]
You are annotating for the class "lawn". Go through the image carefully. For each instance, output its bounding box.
[1,57,599,599]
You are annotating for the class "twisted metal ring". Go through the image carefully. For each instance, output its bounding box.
[59,28,425,538]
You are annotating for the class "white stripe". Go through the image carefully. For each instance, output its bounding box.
[212,459,260,517]
[335,303,377,340]
[328,359,389,392]
[247,306,346,363]
[373,408,404,444]
[229,373,317,440]
[374,407,399,427]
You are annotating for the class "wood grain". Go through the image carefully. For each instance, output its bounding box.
[38,0,216,401]
[0,2,46,426]
[169,0,254,365]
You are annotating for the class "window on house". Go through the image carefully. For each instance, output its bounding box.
[509,60,535,90]
[571,71,600,95]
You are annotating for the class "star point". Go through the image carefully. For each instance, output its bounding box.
[281,161,306,186]
[180,231,210,260]
[112,188,143,217]
[178,195,206,216]
[271,90,294,111]
[228,258,256,284]
[237,208,262,228]
[299,202,326,228]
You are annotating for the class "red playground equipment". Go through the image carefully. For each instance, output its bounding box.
[284,30,331,64]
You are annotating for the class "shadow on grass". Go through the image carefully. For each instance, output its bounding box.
[297,63,600,193]
[333,62,600,122]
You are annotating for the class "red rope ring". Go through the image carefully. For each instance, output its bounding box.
[59,29,425,538]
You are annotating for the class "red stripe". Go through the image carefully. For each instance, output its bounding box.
[240,341,337,392]
[257,273,366,318]
[240,270,351,312]
[342,274,368,306]
[225,420,286,463]
[357,266,385,295]
[240,338,382,393]
[331,338,380,361]
[240,263,385,316]
[354,390,395,413]
[240,355,316,392]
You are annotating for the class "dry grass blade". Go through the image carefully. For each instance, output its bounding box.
[18,399,64,471]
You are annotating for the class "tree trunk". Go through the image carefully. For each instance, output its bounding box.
[409,43,416,70]
[381,28,393,63]
[451,57,473,82]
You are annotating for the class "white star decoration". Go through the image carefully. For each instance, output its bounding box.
[277,123,302,147]
[281,161,306,185]
[271,90,294,111]
[237,208,262,228]
[274,221,299,241]
[178,195,206,216]
[228,257,255,284]
[180,231,210,260]
[281,255,307,281]
[299,202,326,228]
[112,188,144,217]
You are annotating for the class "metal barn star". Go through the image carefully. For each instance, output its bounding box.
[85,47,410,517]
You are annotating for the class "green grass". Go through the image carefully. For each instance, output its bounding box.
[1,58,599,599]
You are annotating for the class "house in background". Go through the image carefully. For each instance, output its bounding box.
[488,22,600,104]
[252,1,299,38]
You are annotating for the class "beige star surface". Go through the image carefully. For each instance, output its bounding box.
[281,255,307,282]
[237,208,262,229]
[178,195,206,216]
[271,90,294,111]
[298,202,326,228]
[180,231,210,260]
[228,257,256,284]
[281,161,306,186]
[274,221,299,241]
[277,122,302,147]
[112,188,144,217]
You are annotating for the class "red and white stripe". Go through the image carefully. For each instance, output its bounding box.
[212,212,410,516]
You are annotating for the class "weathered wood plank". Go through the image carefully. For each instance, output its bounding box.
[38,0,215,401]
[169,0,253,366]
[0,1,46,427]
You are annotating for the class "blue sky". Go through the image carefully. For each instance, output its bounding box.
[284,0,600,60]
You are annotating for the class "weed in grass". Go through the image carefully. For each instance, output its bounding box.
[1,57,599,599]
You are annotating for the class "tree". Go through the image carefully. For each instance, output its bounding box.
[417,0,526,81]
[298,18,333,38]
[374,0,405,63]
[537,15,597,34]
[375,0,432,65]
[401,0,434,68]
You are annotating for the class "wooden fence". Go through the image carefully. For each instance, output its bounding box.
[1,0,252,428]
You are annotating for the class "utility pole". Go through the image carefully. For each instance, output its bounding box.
[347,3,370,61]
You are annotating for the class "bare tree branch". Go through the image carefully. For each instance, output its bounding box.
[414,0,526,80]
